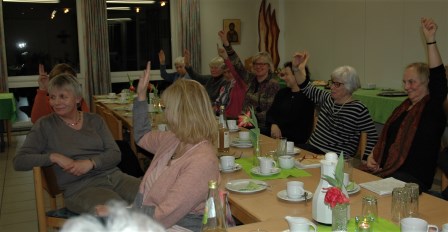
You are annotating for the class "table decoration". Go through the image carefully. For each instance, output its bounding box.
[238,107,260,166]
[236,158,311,180]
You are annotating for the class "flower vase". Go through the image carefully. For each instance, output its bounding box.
[252,135,261,167]
[332,204,348,232]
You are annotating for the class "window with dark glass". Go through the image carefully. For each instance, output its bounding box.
[107,1,171,72]
[3,0,79,76]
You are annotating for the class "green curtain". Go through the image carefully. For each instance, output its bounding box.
[177,0,201,71]
[0,1,8,93]
[80,0,111,107]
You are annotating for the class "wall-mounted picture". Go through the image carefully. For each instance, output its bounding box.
[223,19,241,44]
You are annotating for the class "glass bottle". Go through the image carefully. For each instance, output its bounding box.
[218,106,229,153]
[218,105,227,129]
[201,180,227,232]
[332,203,348,232]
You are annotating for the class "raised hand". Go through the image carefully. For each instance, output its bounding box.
[38,64,49,91]
[292,51,309,85]
[421,17,437,43]
[158,50,165,65]
[137,61,151,101]
[184,49,191,67]
[218,30,230,46]
[217,44,228,59]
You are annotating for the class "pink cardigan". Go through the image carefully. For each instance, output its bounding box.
[137,131,220,228]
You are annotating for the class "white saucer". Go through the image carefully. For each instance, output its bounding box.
[231,142,253,148]
[233,138,252,144]
[250,167,281,176]
[219,164,242,173]
[277,190,313,202]
[286,148,301,155]
[346,182,361,195]
[229,128,240,132]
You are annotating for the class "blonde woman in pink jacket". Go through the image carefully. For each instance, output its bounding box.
[132,62,219,230]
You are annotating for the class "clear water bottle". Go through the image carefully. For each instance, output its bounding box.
[201,180,227,232]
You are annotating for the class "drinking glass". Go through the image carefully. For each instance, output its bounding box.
[277,137,287,157]
[362,195,378,222]
[343,155,353,183]
[391,187,409,223]
[404,183,419,217]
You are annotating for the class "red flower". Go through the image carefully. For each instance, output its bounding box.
[129,85,135,92]
[324,187,349,208]
[238,110,254,127]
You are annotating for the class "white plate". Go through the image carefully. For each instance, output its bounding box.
[229,128,240,132]
[232,138,252,144]
[346,183,361,195]
[231,143,253,148]
[286,148,301,155]
[250,167,281,176]
[219,163,242,173]
[225,179,268,193]
[295,160,321,169]
[277,190,313,202]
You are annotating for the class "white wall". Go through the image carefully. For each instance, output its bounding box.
[200,0,448,89]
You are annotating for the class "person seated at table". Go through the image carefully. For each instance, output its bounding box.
[292,52,378,158]
[13,73,140,214]
[266,61,315,145]
[222,38,280,136]
[184,49,228,103]
[215,32,248,119]
[158,49,190,83]
[31,63,89,123]
[365,18,447,193]
[96,62,219,230]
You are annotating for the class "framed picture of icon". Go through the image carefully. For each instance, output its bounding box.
[223,19,241,44]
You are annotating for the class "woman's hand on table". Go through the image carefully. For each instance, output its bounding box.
[136,61,151,101]
[366,154,381,173]
[270,124,282,139]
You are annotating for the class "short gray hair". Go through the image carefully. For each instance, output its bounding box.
[331,65,360,94]
[174,56,185,66]
[48,73,83,99]
[209,56,225,69]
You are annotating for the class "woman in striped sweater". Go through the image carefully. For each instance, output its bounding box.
[292,52,378,160]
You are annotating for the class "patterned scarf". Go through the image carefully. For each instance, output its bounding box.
[371,95,429,177]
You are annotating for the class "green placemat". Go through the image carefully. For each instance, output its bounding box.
[235,158,311,180]
[316,217,399,232]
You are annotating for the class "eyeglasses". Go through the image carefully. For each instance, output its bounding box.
[328,80,345,88]
[253,62,269,67]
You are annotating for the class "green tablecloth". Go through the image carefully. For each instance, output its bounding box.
[317,217,399,231]
[0,93,16,122]
[236,157,311,181]
[352,89,406,124]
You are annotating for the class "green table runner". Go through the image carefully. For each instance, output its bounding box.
[316,217,399,231]
[236,158,311,181]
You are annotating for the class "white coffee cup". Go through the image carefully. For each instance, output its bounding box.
[158,124,167,131]
[286,141,295,153]
[287,181,304,199]
[279,155,295,169]
[442,223,448,232]
[220,156,235,171]
[108,92,116,98]
[227,120,237,130]
[400,218,438,232]
[239,131,250,140]
[259,157,276,174]
[285,216,317,232]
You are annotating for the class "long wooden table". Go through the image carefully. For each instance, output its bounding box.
[94,96,448,230]
[223,134,448,231]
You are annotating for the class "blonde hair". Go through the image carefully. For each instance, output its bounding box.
[49,63,76,79]
[162,79,218,144]
[252,51,274,71]
[48,73,83,99]
[174,56,185,66]
[209,56,225,69]
[405,62,429,84]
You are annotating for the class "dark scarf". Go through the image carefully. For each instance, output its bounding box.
[370,95,429,177]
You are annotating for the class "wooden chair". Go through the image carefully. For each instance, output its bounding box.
[103,110,123,141]
[357,132,367,159]
[33,166,76,232]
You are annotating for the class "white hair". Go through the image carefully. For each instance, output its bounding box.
[61,202,165,232]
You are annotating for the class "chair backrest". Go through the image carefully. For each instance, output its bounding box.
[357,132,367,159]
[95,103,107,120]
[103,110,123,141]
[33,166,67,232]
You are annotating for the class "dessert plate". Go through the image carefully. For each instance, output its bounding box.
[346,182,361,195]
[250,167,281,176]
[225,179,268,194]
[219,164,242,173]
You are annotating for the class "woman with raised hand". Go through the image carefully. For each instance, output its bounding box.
[292,52,378,158]
[365,18,447,193]
[131,62,220,230]
[158,50,190,82]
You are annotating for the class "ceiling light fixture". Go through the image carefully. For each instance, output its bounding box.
[63,8,69,13]
[135,7,140,13]
[160,1,166,7]
[107,7,131,11]
[50,10,56,19]
[106,0,155,4]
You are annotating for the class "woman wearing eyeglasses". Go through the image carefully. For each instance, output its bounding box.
[292,52,378,159]
[220,31,280,135]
